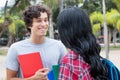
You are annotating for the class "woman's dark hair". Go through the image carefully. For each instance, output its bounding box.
[23,4,51,32]
[57,7,108,80]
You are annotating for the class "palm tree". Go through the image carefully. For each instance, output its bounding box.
[117,20,120,31]
[7,18,25,46]
[63,0,83,7]
[112,0,120,12]
[2,0,31,46]
[0,0,9,37]
[0,15,12,37]
[0,18,4,36]
[90,11,103,38]
[106,9,120,46]
[7,22,16,46]
[9,0,31,17]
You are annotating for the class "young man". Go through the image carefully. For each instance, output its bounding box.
[4,4,67,80]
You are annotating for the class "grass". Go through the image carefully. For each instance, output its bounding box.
[0,49,8,56]
[101,45,120,50]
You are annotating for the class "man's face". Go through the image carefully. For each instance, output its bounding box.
[30,12,49,37]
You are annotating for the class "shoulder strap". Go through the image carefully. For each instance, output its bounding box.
[102,58,120,80]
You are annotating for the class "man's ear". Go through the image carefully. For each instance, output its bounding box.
[28,26,32,29]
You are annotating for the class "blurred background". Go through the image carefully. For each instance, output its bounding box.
[0,0,120,79]
[0,0,120,47]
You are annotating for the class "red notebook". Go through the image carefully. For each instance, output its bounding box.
[18,52,43,78]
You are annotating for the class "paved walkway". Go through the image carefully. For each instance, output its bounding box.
[100,50,120,70]
[0,47,120,79]
[0,55,6,80]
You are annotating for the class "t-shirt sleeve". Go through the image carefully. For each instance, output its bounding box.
[58,41,67,63]
[4,44,19,71]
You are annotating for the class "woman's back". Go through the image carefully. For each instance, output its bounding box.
[59,51,93,80]
[57,7,108,80]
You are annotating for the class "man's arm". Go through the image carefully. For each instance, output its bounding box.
[6,68,49,80]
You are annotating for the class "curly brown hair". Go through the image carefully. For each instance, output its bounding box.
[23,4,51,32]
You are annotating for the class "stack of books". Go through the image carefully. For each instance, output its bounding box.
[18,52,59,80]
[48,65,59,80]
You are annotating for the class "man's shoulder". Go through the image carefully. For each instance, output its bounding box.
[46,37,62,44]
[11,39,29,47]
[45,38,66,49]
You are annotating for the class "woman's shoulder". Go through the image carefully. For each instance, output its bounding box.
[60,51,75,63]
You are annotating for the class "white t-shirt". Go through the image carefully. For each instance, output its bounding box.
[4,37,67,78]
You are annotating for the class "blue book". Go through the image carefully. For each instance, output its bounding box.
[47,70,55,80]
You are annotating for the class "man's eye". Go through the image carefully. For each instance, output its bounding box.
[36,20,41,22]
[44,19,48,22]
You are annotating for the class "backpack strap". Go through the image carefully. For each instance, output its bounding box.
[102,58,120,80]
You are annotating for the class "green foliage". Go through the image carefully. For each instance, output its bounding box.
[0,0,119,40]
[0,19,4,23]
[8,17,26,40]
[0,16,4,22]
[9,22,16,35]
[82,0,102,14]
[0,18,4,32]
[43,0,58,9]
[90,12,102,37]
[64,0,83,7]
[110,9,120,25]
[14,20,26,40]
[43,0,59,23]
[5,14,13,24]
[92,23,100,34]
[15,20,25,28]
[43,0,60,37]
[106,12,113,25]
[78,0,83,3]
[12,16,20,20]
[0,16,9,37]
[82,0,117,14]
[52,6,59,23]
[106,9,120,27]
[117,20,120,31]
[46,30,49,37]
[90,11,103,24]
[105,0,117,11]
[64,0,76,6]
[10,0,30,17]
[112,0,120,12]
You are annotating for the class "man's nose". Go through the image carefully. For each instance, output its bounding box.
[41,21,46,26]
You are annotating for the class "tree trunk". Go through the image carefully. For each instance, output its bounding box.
[49,18,54,38]
[9,0,20,14]
[102,0,109,59]
[0,31,3,37]
[113,28,117,47]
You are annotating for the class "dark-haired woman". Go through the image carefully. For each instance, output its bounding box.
[57,7,108,80]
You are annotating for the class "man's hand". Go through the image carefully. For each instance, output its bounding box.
[32,68,49,80]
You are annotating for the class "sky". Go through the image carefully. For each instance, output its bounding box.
[0,0,42,10]
[0,0,6,8]
[0,0,14,10]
